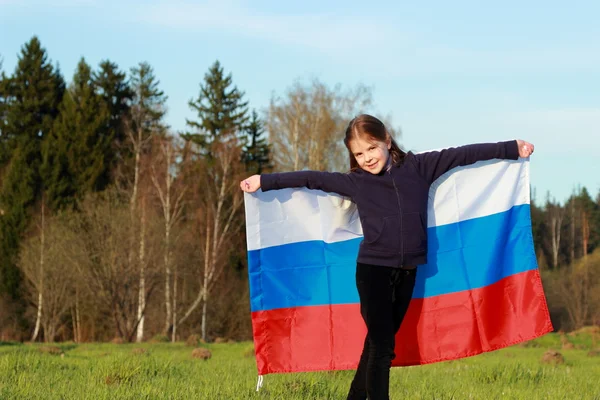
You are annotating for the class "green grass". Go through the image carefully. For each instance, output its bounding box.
[1,333,599,399]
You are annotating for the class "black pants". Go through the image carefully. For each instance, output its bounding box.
[347,262,417,400]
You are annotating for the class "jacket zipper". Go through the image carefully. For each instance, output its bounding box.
[389,169,404,267]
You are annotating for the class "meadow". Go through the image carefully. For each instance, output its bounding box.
[1,331,599,400]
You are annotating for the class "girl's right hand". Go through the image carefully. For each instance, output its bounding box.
[240,175,261,193]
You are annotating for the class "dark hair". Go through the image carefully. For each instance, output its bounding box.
[343,114,405,171]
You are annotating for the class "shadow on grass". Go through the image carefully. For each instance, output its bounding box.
[58,343,78,352]
[0,341,21,346]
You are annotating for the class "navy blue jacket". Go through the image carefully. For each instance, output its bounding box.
[261,141,519,268]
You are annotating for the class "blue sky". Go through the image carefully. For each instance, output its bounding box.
[1,0,599,203]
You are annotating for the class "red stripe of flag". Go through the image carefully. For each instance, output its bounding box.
[251,269,552,375]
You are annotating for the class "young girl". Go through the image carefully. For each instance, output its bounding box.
[240,114,534,400]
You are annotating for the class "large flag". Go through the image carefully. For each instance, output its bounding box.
[244,158,553,375]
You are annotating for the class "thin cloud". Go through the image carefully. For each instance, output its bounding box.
[136,2,600,76]
[136,1,399,53]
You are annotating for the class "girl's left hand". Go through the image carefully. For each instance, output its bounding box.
[516,140,534,158]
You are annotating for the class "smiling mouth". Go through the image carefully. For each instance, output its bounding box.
[366,162,377,168]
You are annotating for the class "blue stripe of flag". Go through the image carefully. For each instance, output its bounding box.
[248,204,536,312]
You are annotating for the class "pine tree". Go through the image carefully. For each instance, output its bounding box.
[129,62,167,136]
[92,60,133,168]
[0,56,5,125]
[242,109,271,174]
[0,58,9,162]
[42,58,112,210]
[0,37,64,299]
[183,60,248,153]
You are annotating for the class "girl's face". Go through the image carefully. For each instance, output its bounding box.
[348,135,391,174]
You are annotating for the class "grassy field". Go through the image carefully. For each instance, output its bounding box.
[1,331,599,399]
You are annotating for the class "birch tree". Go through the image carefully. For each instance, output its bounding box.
[124,62,167,342]
[176,139,245,340]
[28,202,45,342]
[150,136,186,341]
[19,207,76,342]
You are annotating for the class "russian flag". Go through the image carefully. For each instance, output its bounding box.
[244,158,553,375]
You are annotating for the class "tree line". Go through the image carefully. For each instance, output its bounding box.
[0,36,598,343]
[531,189,600,330]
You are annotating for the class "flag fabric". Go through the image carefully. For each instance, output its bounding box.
[244,158,553,375]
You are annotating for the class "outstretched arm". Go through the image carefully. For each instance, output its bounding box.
[413,139,534,184]
[240,171,357,199]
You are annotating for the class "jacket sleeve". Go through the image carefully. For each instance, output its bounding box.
[412,140,519,184]
[260,171,357,199]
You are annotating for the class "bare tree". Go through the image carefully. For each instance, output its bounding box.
[70,191,160,342]
[268,85,306,171]
[268,79,373,173]
[571,195,576,262]
[19,210,76,342]
[554,249,600,329]
[176,138,245,341]
[150,136,186,341]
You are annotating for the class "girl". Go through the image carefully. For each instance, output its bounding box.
[240,114,534,400]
